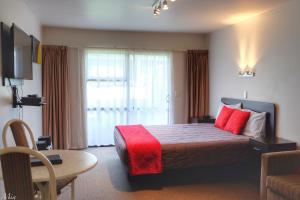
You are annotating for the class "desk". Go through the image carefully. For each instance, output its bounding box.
[0,150,98,200]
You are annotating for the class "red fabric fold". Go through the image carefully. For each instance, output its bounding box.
[116,125,162,176]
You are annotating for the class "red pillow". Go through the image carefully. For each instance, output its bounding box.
[224,109,251,134]
[214,106,235,129]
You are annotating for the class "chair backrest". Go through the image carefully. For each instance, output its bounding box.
[0,147,57,200]
[1,150,33,199]
[2,119,37,150]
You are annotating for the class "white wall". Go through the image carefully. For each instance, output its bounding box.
[209,0,300,143]
[0,0,42,144]
[42,27,208,123]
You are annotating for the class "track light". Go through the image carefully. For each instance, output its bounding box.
[152,0,175,16]
[154,7,160,16]
[157,3,161,12]
[162,0,168,10]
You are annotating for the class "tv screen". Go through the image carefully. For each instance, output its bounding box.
[1,22,13,79]
[11,24,32,80]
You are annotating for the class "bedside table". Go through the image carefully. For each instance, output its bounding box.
[248,137,297,183]
[190,117,215,124]
[250,137,297,153]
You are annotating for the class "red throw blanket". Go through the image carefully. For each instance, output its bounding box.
[116,125,162,176]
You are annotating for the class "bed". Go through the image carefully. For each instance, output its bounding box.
[114,98,276,173]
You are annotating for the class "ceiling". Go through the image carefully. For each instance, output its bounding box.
[24,0,288,33]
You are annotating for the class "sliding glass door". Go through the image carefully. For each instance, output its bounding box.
[85,49,171,146]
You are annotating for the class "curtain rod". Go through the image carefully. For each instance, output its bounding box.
[86,46,188,52]
[43,44,188,52]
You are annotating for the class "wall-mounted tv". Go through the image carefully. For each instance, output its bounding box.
[1,22,13,79]
[10,23,33,80]
[1,22,33,86]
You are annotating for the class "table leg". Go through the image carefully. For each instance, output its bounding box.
[71,180,75,200]
[36,182,50,200]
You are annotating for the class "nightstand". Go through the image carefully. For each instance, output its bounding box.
[190,116,215,124]
[248,137,297,183]
[250,137,297,153]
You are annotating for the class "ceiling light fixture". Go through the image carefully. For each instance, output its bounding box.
[152,0,175,16]
[154,7,160,16]
[157,3,161,12]
[162,0,168,10]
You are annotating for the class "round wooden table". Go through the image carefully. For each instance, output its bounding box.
[32,150,98,182]
[0,150,98,200]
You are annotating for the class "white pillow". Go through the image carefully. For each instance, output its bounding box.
[216,102,242,118]
[242,109,266,138]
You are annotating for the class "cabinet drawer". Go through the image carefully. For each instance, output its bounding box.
[250,140,267,152]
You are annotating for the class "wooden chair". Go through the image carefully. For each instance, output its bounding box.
[2,119,76,199]
[0,146,57,200]
[2,119,38,150]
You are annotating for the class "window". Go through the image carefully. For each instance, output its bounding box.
[86,49,171,146]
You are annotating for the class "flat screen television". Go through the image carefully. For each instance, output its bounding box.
[10,24,33,80]
[1,22,33,86]
[1,22,13,79]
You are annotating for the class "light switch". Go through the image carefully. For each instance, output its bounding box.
[243,91,248,99]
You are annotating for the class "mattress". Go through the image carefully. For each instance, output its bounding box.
[114,123,252,171]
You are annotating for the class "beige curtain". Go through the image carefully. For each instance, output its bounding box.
[42,45,70,149]
[68,48,88,149]
[171,51,188,124]
[187,50,209,122]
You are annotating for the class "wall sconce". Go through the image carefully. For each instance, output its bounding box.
[238,66,255,77]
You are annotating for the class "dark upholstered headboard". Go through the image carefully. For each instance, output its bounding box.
[221,98,276,138]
